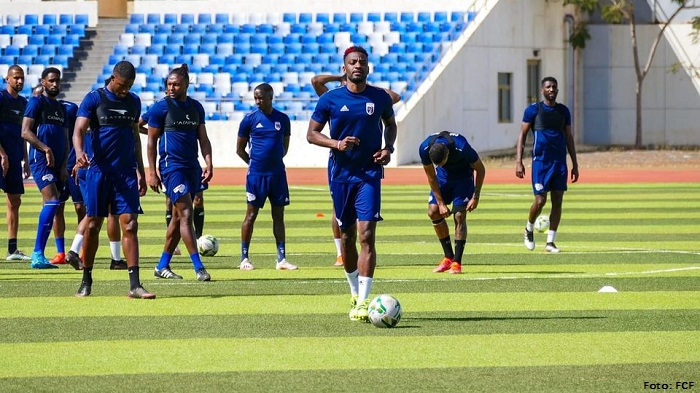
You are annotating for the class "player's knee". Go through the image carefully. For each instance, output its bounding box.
[431,217,445,226]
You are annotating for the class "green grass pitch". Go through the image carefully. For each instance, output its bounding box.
[0,182,698,392]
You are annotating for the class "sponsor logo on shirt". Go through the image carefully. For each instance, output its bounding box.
[255,122,263,128]
[47,111,64,123]
[340,105,349,112]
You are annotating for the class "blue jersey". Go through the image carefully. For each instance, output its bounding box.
[147,96,206,174]
[77,88,141,173]
[24,95,68,168]
[311,85,394,183]
[61,100,79,169]
[238,108,291,175]
[419,132,480,183]
[0,90,28,163]
[522,101,571,163]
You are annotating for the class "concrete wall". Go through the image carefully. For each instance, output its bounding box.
[583,25,700,146]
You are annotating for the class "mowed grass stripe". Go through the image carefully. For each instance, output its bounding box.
[0,331,698,378]
[0,291,698,318]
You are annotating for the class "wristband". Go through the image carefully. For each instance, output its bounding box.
[337,140,341,150]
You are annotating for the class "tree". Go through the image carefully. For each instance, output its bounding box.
[564,0,700,148]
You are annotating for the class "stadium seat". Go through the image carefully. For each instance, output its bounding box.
[17,25,33,35]
[42,14,57,25]
[28,35,45,46]
[384,12,398,23]
[350,13,364,23]
[299,13,312,24]
[75,14,89,26]
[0,35,11,49]
[350,33,367,45]
[434,11,448,23]
[226,53,244,64]
[452,11,466,22]
[214,13,229,25]
[339,23,356,34]
[198,14,212,25]
[137,24,155,34]
[131,45,147,55]
[332,12,346,24]
[367,12,381,22]
[146,14,160,25]
[401,12,415,23]
[417,12,431,23]
[324,24,340,34]
[51,25,68,35]
[234,33,251,45]
[24,14,39,26]
[129,14,144,25]
[290,24,306,34]
[282,13,296,24]
[181,14,195,25]
[307,22,324,35]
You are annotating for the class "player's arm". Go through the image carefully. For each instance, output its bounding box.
[196,123,213,184]
[133,122,147,196]
[137,115,148,135]
[310,74,343,97]
[422,163,450,218]
[282,135,290,157]
[515,121,531,179]
[146,123,163,193]
[22,140,29,178]
[467,158,486,212]
[0,143,8,177]
[563,124,579,183]
[374,115,397,165]
[72,116,89,173]
[22,115,56,167]
[236,136,250,165]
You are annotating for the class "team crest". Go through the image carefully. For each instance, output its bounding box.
[365,102,374,115]
[274,121,281,130]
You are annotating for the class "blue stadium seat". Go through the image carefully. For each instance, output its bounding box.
[131,45,147,55]
[53,55,69,67]
[390,62,407,74]
[339,23,356,34]
[163,14,177,24]
[17,25,33,35]
[374,63,390,74]
[279,53,295,64]
[168,33,185,45]
[332,13,346,24]
[267,35,283,45]
[184,34,201,45]
[256,63,273,74]
[302,43,319,54]
[301,34,316,45]
[200,43,217,55]
[250,44,267,55]
[29,35,45,46]
[284,33,301,44]
[34,55,52,65]
[22,45,39,56]
[201,34,217,45]
[137,24,155,34]
[217,43,233,56]
[234,43,251,54]
[251,34,267,45]
[226,53,244,64]
[159,54,175,64]
[0,26,14,35]
[35,25,51,36]
[209,54,225,65]
[130,14,144,24]
[4,46,20,56]
[287,63,304,73]
[107,55,121,65]
[218,33,234,44]
[164,45,180,55]
[124,24,139,34]
[390,22,406,34]
[146,44,165,56]
[175,54,192,64]
[400,12,414,23]
[290,24,306,34]
[156,24,172,33]
[69,24,86,36]
[173,24,189,34]
[467,11,477,22]
[367,12,381,22]
[406,22,423,33]
[146,14,160,24]
[223,24,239,33]
[24,14,39,25]
[351,33,367,44]
[389,43,406,53]
[238,64,254,74]
[424,22,441,34]
[64,34,81,46]
[235,34,251,44]
[299,13,312,23]
[215,13,229,24]
[191,24,207,34]
[208,23,224,34]
[258,24,274,34]
[350,13,363,23]
[324,24,340,34]
[384,12,398,23]
[401,32,417,44]
[151,34,168,45]
[318,43,336,54]
[417,33,434,44]
[451,11,466,22]
[398,53,415,63]
[114,44,129,55]
[181,14,195,24]
[240,24,256,34]
[268,43,284,54]
[75,14,89,25]
[261,54,279,64]
[283,13,296,24]
[224,64,240,76]
[314,13,329,24]
[43,14,57,25]
[198,14,212,25]
[286,43,302,54]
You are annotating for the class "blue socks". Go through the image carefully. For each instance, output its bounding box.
[34,200,59,253]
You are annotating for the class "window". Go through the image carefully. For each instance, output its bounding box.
[527,59,541,105]
[497,72,512,123]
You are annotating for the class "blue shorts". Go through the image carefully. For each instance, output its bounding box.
[83,168,142,217]
[163,168,202,203]
[0,159,25,195]
[330,179,382,229]
[59,173,84,204]
[531,160,568,195]
[428,179,474,208]
[30,162,63,193]
[246,171,289,209]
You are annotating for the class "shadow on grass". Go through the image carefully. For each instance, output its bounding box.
[405,315,606,322]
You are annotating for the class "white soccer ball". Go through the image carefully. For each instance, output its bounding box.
[368,294,402,328]
[197,234,219,257]
[534,215,550,233]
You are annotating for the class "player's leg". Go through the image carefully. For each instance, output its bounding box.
[240,173,266,270]
[524,161,549,251]
[175,191,209,281]
[106,213,127,269]
[193,190,205,239]
[331,214,343,266]
[164,195,181,255]
[330,181,361,320]
[447,180,472,274]
[5,193,30,260]
[270,172,296,270]
[31,181,61,269]
[353,179,382,322]
[50,182,72,265]
[428,184,454,272]
[544,162,568,253]
[65,172,87,270]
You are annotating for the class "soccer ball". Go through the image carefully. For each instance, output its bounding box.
[534,215,550,233]
[197,234,219,257]
[368,294,402,328]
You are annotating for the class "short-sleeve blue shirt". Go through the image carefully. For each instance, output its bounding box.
[147,96,206,174]
[311,85,394,183]
[61,100,79,169]
[0,90,27,163]
[419,132,480,183]
[77,88,141,173]
[522,102,571,163]
[238,108,291,175]
[24,95,68,168]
